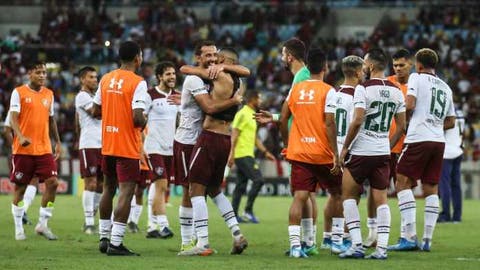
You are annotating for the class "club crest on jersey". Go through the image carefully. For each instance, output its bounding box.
[41,98,50,108]
[15,172,24,180]
[336,97,343,105]
[155,167,164,176]
[89,166,97,174]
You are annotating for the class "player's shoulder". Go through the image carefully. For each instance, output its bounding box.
[147,87,167,99]
[336,85,355,97]
[40,86,55,96]
[362,78,398,89]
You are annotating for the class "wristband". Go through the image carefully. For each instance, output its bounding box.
[272,113,280,122]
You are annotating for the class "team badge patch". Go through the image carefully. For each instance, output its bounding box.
[155,167,164,176]
[15,172,24,180]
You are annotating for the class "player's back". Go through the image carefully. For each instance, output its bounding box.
[99,69,144,159]
[286,79,336,164]
[405,72,454,144]
[350,78,405,156]
[75,91,101,149]
[335,85,355,154]
[174,75,208,145]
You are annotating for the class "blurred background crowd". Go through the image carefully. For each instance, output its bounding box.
[1,0,480,161]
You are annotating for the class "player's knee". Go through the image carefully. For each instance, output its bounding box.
[45,177,58,190]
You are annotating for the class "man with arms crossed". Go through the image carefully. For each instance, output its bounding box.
[93,41,148,256]
[9,61,62,241]
[392,48,455,252]
[280,48,341,258]
[339,48,406,259]
[75,66,103,235]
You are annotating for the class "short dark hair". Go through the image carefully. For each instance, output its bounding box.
[283,38,306,62]
[246,90,260,101]
[366,48,388,71]
[219,47,239,59]
[119,41,141,62]
[306,48,327,74]
[341,55,364,77]
[155,61,175,76]
[392,48,411,60]
[26,60,46,71]
[194,40,216,56]
[415,48,438,69]
[78,66,96,79]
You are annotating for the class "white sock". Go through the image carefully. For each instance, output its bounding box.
[94,192,102,213]
[12,204,25,233]
[99,219,112,239]
[212,193,242,240]
[323,231,332,240]
[367,217,377,240]
[343,199,362,246]
[397,189,416,240]
[39,207,53,228]
[179,206,194,245]
[331,217,345,245]
[300,218,314,246]
[288,225,301,248]
[130,204,143,225]
[376,204,391,252]
[147,184,155,230]
[313,224,317,245]
[400,217,406,239]
[158,215,169,230]
[23,185,37,211]
[423,194,439,241]
[82,191,95,226]
[191,196,209,248]
[110,222,127,246]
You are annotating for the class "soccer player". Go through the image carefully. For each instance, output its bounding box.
[438,105,464,223]
[392,48,456,251]
[338,48,406,259]
[75,66,103,235]
[143,61,179,238]
[3,110,37,226]
[229,90,275,223]
[93,41,148,256]
[9,61,62,241]
[181,47,248,256]
[280,48,341,258]
[365,48,413,247]
[329,55,365,254]
[172,40,246,254]
[256,38,321,253]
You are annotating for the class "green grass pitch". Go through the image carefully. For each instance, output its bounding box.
[0,195,479,269]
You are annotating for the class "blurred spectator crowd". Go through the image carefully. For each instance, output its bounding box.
[1,1,480,161]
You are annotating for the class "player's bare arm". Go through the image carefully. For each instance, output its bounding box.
[10,111,31,147]
[228,128,240,167]
[340,107,366,166]
[390,111,406,149]
[405,95,416,122]
[49,116,62,160]
[91,103,101,118]
[180,64,250,80]
[255,137,275,161]
[279,101,291,147]
[253,110,274,124]
[194,92,242,115]
[444,116,456,130]
[325,112,341,175]
[3,126,13,146]
[133,108,147,129]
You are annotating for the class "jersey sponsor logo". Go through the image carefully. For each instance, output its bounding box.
[25,97,32,103]
[52,170,58,176]
[299,89,314,101]
[106,125,119,133]
[109,78,124,89]
[301,136,316,143]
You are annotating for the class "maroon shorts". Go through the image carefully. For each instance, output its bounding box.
[79,148,103,178]
[188,130,231,188]
[138,170,153,189]
[173,140,194,187]
[148,154,174,181]
[390,152,399,182]
[397,141,445,186]
[290,160,342,194]
[10,154,57,184]
[102,155,140,183]
[345,154,390,190]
